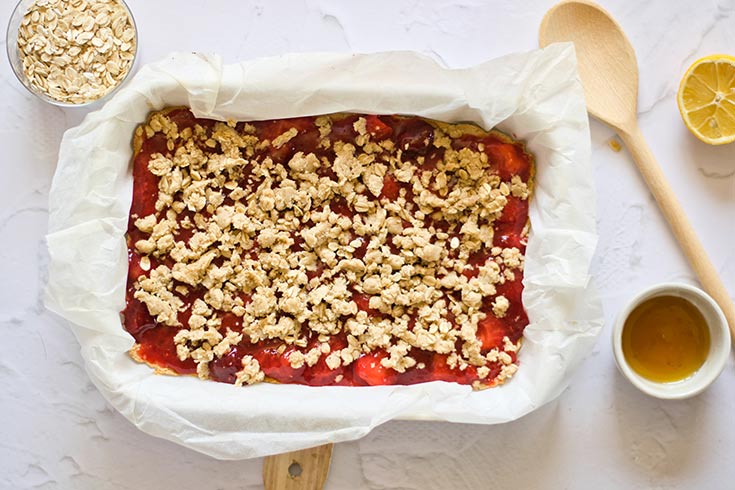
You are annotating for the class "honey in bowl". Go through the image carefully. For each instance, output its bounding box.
[621,295,710,383]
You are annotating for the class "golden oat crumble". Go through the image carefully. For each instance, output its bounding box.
[235,355,265,386]
[129,112,532,387]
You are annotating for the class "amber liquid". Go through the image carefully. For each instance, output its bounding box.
[622,295,710,382]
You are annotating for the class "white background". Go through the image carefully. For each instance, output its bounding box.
[2,0,734,489]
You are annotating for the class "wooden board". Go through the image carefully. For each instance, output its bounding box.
[263,444,334,490]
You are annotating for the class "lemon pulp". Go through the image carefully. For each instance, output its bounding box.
[677,54,735,145]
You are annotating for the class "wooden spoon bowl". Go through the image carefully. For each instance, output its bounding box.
[540,1,638,129]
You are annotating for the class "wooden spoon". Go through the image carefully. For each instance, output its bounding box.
[263,444,334,490]
[539,0,735,336]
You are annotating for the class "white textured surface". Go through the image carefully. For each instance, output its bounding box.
[1,0,734,488]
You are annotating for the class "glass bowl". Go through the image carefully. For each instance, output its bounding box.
[6,0,139,107]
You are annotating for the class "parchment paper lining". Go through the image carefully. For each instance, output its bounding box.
[46,44,602,459]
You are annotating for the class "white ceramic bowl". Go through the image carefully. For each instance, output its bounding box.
[612,282,730,399]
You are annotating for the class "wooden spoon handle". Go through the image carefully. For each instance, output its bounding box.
[619,124,735,335]
[263,444,334,490]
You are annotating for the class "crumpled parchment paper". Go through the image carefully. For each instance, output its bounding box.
[45,43,603,459]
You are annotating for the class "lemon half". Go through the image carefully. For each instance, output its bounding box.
[677,54,735,145]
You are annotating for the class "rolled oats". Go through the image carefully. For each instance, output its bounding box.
[16,0,136,104]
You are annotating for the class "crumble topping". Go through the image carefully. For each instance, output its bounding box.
[125,110,533,388]
[235,355,265,386]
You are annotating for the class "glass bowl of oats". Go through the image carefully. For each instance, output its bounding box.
[6,0,138,107]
